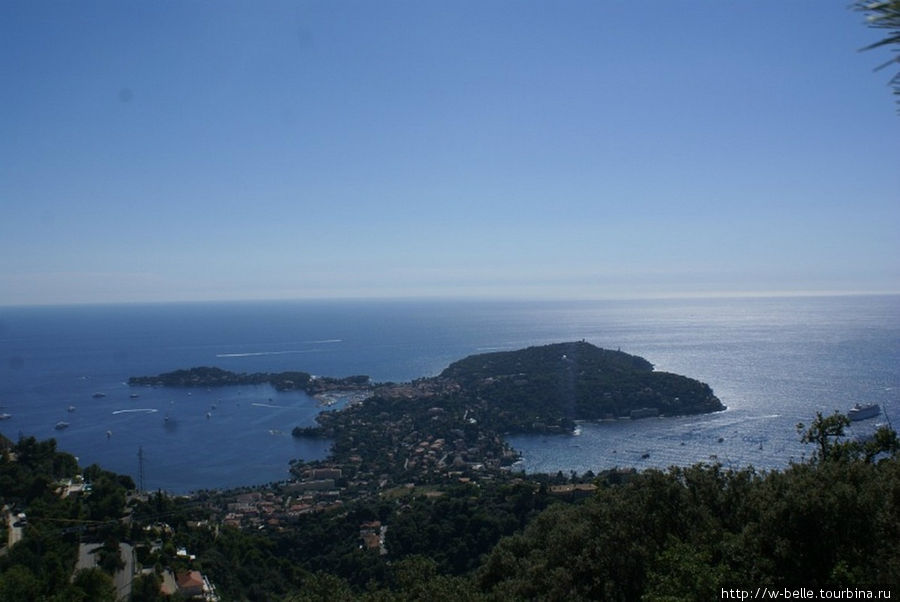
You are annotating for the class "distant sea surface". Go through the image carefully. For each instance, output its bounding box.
[1,296,898,493]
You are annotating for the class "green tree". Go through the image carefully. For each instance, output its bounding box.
[797,411,899,463]
[96,537,125,575]
[796,411,853,462]
[286,572,355,602]
[382,555,485,601]
[642,538,729,602]
[71,568,117,602]
[131,573,166,602]
[0,565,42,601]
[860,424,900,461]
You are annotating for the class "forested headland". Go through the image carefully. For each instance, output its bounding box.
[128,366,371,395]
[133,341,726,436]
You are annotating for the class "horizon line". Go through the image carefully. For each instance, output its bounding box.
[3,289,899,310]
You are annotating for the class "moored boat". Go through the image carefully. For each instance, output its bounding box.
[54,421,69,430]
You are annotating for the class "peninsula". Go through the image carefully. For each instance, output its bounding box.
[128,341,724,435]
[130,342,724,484]
[128,366,371,395]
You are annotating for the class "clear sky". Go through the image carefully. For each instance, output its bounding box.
[1,1,898,305]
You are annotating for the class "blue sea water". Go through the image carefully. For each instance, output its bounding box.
[1,295,898,493]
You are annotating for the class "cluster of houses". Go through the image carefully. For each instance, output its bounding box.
[219,467,348,529]
[209,480,391,556]
[374,377,462,399]
[136,525,219,601]
[401,429,516,474]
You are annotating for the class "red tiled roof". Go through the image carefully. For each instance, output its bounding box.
[177,570,203,590]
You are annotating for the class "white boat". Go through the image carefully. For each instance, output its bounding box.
[848,403,880,422]
[67,405,76,412]
[54,421,69,430]
[0,413,11,420]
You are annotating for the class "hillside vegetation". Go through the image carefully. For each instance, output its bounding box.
[439,341,724,430]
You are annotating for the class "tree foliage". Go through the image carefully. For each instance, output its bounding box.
[477,458,900,600]
[797,411,899,463]
[440,342,724,430]
[855,0,900,108]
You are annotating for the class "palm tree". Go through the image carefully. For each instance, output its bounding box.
[855,1,900,109]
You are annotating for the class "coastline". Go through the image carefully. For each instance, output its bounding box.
[1,295,896,494]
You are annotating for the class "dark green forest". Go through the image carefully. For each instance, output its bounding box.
[438,342,725,429]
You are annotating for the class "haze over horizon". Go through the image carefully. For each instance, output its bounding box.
[2,1,898,307]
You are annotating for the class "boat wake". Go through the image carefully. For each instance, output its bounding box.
[216,350,314,358]
[252,402,282,409]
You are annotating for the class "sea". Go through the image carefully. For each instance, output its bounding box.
[1,295,898,494]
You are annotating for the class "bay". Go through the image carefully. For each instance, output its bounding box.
[1,295,898,493]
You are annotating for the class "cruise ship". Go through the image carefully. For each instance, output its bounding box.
[848,403,880,422]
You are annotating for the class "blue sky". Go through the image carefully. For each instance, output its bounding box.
[1,1,898,305]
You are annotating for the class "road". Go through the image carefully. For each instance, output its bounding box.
[113,543,134,601]
[76,541,135,601]
[2,505,24,551]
